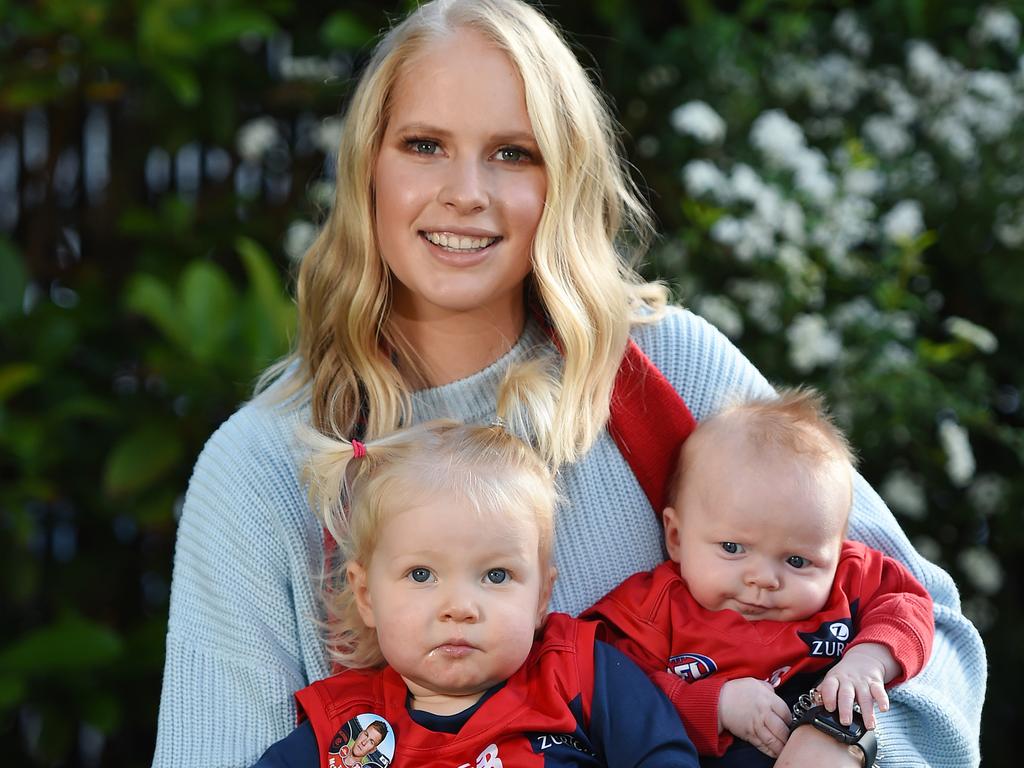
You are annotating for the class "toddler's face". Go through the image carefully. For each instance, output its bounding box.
[349,490,552,708]
[665,441,849,623]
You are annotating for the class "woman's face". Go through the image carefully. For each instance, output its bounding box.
[373,27,547,325]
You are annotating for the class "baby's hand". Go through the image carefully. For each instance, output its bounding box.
[719,677,792,759]
[817,642,899,729]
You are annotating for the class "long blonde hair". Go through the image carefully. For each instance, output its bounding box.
[306,418,557,669]
[263,0,666,465]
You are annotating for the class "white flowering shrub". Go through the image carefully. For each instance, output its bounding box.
[636,3,1024,653]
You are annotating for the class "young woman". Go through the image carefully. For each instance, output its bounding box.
[153,1,985,766]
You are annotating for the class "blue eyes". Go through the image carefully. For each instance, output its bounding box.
[719,543,809,569]
[486,568,509,584]
[406,567,510,583]
[409,568,432,583]
[403,138,532,163]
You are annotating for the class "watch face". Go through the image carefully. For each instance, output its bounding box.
[813,713,864,744]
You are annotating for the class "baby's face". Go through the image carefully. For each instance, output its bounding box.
[351,490,552,707]
[665,443,849,622]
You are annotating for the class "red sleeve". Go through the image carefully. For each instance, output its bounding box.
[840,541,936,685]
[584,569,730,757]
[650,670,732,756]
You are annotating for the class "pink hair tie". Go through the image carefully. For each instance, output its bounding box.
[351,439,367,459]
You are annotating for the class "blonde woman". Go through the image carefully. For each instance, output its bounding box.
[153,1,984,767]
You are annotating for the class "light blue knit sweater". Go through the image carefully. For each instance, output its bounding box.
[153,307,985,767]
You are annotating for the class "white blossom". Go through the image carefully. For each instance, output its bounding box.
[751,110,807,166]
[863,114,913,158]
[833,297,880,328]
[969,6,1022,51]
[907,41,961,97]
[876,340,915,371]
[994,203,1024,248]
[960,70,1019,142]
[968,474,1008,515]
[786,313,842,372]
[312,116,344,156]
[833,10,872,58]
[670,100,727,144]
[284,220,317,262]
[944,316,998,353]
[729,279,782,331]
[938,418,976,486]
[696,295,743,338]
[881,470,927,519]
[730,164,766,203]
[844,167,883,198]
[682,160,729,199]
[236,117,279,163]
[791,148,837,204]
[780,200,807,245]
[874,74,919,125]
[928,115,977,162]
[813,53,869,113]
[957,547,1003,595]
[882,200,925,243]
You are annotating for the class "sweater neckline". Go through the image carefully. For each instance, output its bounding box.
[410,318,551,423]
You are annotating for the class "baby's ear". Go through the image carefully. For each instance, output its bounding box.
[663,506,683,564]
[536,566,557,628]
[347,562,376,628]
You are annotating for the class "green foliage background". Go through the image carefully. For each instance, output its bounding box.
[1,1,1019,765]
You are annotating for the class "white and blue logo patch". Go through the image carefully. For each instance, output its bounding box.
[798,617,854,658]
[667,652,718,682]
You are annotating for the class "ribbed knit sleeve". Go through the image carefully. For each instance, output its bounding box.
[634,307,986,767]
[152,398,331,768]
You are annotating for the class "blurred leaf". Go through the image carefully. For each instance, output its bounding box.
[0,363,40,402]
[124,274,186,349]
[180,261,237,362]
[154,62,201,106]
[0,616,122,675]
[320,11,375,49]
[0,238,27,320]
[236,236,295,364]
[0,75,67,109]
[83,691,121,733]
[104,426,184,497]
[0,675,24,711]
[201,9,277,45]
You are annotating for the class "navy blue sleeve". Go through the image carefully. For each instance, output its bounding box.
[590,640,701,768]
[250,720,318,768]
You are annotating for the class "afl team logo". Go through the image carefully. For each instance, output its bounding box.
[667,652,718,682]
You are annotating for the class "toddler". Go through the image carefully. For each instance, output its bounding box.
[253,420,700,768]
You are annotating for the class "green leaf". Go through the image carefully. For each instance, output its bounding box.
[157,63,201,106]
[0,616,122,675]
[0,237,27,320]
[201,9,278,46]
[180,261,237,362]
[320,11,375,49]
[0,363,40,402]
[82,692,121,733]
[124,274,187,349]
[103,425,184,497]
[0,675,24,711]
[236,236,295,364]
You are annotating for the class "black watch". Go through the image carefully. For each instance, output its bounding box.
[789,688,878,767]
